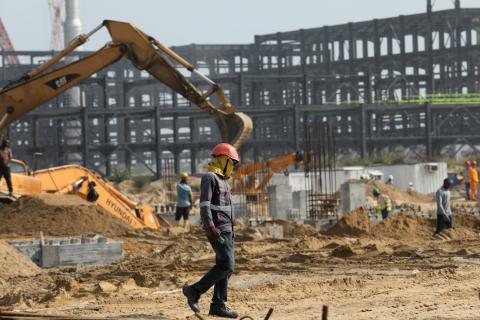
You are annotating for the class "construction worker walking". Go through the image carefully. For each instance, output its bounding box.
[175,172,193,230]
[464,160,471,200]
[0,138,13,196]
[183,143,239,318]
[372,188,392,220]
[433,178,453,237]
[469,160,478,201]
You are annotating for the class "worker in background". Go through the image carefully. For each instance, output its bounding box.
[470,160,478,201]
[464,160,471,200]
[86,181,99,203]
[0,138,13,196]
[175,172,193,230]
[386,174,394,185]
[183,143,239,319]
[407,182,415,194]
[372,188,392,220]
[433,178,453,237]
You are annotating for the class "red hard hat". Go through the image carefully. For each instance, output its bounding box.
[472,160,477,166]
[211,143,240,162]
[466,160,471,166]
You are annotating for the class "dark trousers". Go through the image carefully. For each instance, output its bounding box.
[435,214,452,234]
[0,164,12,193]
[465,182,471,200]
[381,208,389,220]
[194,232,234,305]
[175,206,191,221]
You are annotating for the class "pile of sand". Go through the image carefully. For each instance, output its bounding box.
[116,179,171,205]
[327,209,480,241]
[372,212,434,239]
[326,208,370,236]
[0,240,42,279]
[0,195,133,236]
[267,220,319,238]
[367,180,433,203]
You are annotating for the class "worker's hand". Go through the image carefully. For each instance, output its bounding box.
[206,226,221,240]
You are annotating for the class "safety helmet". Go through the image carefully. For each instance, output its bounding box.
[372,188,381,196]
[180,172,189,179]
[211,143,240,163]
[472,160,477,166]
[409,182,413,186]
[465,160,471,166]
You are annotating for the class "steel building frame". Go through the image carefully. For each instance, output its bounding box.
[1,2,480,177]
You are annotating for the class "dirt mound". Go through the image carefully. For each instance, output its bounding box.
[326,208,370,236]
[0,195,133,236]
[331,244,356,258]
[116,179,171,205]
[367,180,432,203]
[267,220,319,238]
[0,240,43,279]
[372,212,435,240]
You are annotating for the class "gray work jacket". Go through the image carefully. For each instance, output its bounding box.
[199,172,234,233]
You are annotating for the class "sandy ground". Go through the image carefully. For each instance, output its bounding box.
[1,189,480,319]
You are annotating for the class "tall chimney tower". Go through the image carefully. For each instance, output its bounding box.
[63,0,82,107]
[64,0,82,49]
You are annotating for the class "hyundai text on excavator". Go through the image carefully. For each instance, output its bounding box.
[0,20,253,229]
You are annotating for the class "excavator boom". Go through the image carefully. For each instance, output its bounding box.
[0,20,252,148]
[33,165,162,229]
[233,151,307,192]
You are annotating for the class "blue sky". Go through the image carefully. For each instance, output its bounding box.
[2,0,480,50]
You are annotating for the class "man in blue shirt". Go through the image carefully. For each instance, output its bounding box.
[176,172,193,230]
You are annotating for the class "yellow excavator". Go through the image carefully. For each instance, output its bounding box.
[0,20,253,229]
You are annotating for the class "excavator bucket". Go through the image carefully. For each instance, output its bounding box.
[103,20,253,149]
[213,111,253,149]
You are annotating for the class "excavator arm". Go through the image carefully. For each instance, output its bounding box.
[0,20,252,148]
[33,164,166,229]
[233,151,307,193]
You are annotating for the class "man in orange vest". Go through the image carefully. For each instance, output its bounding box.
[469,160,478,201]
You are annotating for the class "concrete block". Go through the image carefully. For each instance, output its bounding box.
[11,235,123,268]
[340,181,367,214]
[292,191,307,219]
[267,184,292,219]
[41,245,60,268]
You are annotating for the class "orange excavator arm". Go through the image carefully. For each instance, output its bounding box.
[233,151,307,192]
[0,20,252,148]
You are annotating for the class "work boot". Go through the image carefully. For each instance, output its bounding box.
[182,285,200,313]
[209,304,238,318]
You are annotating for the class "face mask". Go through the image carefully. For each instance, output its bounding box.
[208,155,236,178]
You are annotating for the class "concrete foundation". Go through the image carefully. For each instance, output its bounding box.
[340,181,367,214]
[267,184,293,220]
[292,190,307,220]
[11,235,123,268]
